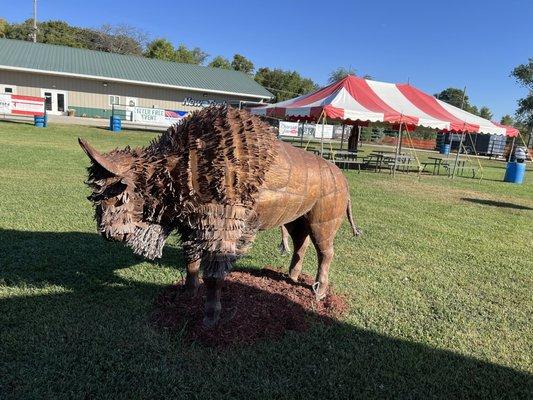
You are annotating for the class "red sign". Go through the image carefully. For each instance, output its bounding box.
[0,94,45,116]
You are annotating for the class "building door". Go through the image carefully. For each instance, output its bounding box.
[41,89,68,115]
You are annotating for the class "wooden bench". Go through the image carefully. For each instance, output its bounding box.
[333,159,362,173]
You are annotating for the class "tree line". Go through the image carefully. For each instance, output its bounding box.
[0,18,530,131]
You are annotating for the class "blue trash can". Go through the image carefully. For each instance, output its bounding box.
[439,143,451,155]
[109,116,122,132]
[34,115,45,128]
[504,162,526,184]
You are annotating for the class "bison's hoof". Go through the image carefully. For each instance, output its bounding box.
[203,302,221,329]
[315,291,327,301]
[183,284,199,298]
[202,315,220,329]
[312,281,328,301]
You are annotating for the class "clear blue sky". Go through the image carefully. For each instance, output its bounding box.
[3,0,531,120]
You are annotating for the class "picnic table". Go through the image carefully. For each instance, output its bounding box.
[311,149,358,159]
[423,157,450,175]
[383,154,414,173]
[363,152,386,171]
[363,152,413,173]
[311,149,361,171]
[422,157,476,177]
[333,150,361,171]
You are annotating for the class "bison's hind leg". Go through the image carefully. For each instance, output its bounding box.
[285,218,311,282]
[309,219,342,301]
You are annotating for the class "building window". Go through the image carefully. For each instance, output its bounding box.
[2,86,15,94]
[109,95,120,106]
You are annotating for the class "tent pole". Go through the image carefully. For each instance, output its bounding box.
[357,125,362,150]
[340,124,345,150]
[452,132,465,178]
[393,122,403,176]
[320,115,325,157]
[451,87,468,178]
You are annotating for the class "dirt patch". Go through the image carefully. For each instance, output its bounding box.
[151,267,348,348]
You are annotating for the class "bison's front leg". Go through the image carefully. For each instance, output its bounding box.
[203,276,223,328]
[184,258,201,297]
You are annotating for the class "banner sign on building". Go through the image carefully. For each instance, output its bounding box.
[0,94,10,114]
[130,107,188,126]
[182,97,226,108]
[279,121,299,137]
[0,94,45,116]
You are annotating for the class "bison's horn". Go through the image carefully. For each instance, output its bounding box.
[78,138,123,176]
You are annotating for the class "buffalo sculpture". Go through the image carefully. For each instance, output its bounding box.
[79,107,361,327]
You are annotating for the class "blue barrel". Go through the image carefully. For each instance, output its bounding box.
[34,115,45,128]
[439,143,451,155]
[504,162,526,184]
[109,116,122,132]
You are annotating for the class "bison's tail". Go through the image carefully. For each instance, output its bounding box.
[347,196,362,237]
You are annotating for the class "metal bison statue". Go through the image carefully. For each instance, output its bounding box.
[79,107,361,327]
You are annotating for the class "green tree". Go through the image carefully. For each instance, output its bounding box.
[434,87,467,108]
[434,87,480,115]
[231,54,254,74]
[328,67,357,83]
[479,106,493,120]
[38,20,83,48]
[500,115,514,125]
[4,19,33,41]
[144,38,176,61]
[0,18,8,38]
[255,67,317,102]
[511,58,533,127]
[174,44,208,65]
[208,56,232,69]
[4,19,145,56]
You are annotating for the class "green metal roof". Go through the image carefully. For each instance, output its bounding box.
[0,39,273,99]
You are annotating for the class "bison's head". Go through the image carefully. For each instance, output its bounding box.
[79,138,169,259]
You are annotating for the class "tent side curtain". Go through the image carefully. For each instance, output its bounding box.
[249,75,519,137]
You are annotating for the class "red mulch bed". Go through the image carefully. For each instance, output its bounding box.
[150,267,348,348]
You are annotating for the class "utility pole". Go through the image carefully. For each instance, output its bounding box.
[31,0,38,43]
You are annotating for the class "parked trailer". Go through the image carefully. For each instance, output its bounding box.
[436,133,506,157]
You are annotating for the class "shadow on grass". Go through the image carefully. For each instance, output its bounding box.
[462,197,533,210]
[1,229,531,399]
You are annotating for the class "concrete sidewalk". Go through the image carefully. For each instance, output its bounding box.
[1,114,165,132]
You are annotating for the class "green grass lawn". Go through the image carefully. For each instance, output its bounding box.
[1,120,532,399]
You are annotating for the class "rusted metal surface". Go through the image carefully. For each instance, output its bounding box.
[80,107,361,327]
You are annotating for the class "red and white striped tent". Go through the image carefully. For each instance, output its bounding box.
[250,75,519,137]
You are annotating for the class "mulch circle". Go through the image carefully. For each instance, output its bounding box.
[150,267,348,348]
